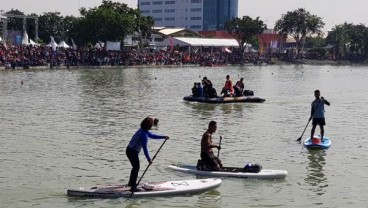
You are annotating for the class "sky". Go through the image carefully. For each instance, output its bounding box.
[1,0,368,31]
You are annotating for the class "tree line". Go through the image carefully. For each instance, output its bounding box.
[2,1,368,61]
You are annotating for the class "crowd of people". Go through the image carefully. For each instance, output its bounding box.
[0,44,274,69]
[191,75,253,98]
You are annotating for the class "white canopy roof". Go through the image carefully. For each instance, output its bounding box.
[156,37,240,47]
[58,41,70,48]
[29,39,40,46]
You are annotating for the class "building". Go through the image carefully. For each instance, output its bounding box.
[138,0,238,31]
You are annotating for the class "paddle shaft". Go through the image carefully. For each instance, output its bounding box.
[217,136,222,158]
[129,138,168,198]
[297,100,321,141]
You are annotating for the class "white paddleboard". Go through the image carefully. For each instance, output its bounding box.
[168,165,288,179]
[67,178,222,198]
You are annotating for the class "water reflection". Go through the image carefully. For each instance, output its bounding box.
[305,150,328,196]
[184,102,246,117]
[196,189,222,208]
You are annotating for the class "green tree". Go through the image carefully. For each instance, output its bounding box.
[274,8,325,57]
[225,16,267,53]
[326,23,368,60]
[38,12,64,42]
[73,0,140,46]
[326,22,353,59]
[26,13,39,41]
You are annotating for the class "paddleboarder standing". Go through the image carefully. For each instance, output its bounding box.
[126,117,169,192]
[309,90,330,141]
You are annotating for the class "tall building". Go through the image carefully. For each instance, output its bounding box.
[138,0,238,31]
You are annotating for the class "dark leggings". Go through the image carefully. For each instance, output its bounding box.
[126,146,140,189]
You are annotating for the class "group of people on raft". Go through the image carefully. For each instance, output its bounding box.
[192,75,253,98]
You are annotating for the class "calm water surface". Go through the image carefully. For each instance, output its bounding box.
[1,65,367,208]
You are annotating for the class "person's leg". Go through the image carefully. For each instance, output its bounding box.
[320,125,325,141]
[310,124,317,139]
[126,147,140,190]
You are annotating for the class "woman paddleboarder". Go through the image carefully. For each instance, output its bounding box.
[126,117,169,192]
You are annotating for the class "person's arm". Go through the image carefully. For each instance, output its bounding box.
[146,131,167,139]
[321,97,330,106]
[310,103,314,120]
[142,134,151,162]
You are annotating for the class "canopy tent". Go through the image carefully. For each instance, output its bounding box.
[58,41,70,48]
[29,39,40,46]
[94,41,105,49]
[156,37,240,47]
[0,36,2,42]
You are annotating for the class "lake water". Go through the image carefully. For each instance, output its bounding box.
[1,64,367,208]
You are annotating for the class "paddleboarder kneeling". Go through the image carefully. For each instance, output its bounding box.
[126,117,169,192]
[309,90,330,142]
[199,121,223,171]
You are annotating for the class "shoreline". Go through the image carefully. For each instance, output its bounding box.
[0,59,366,71]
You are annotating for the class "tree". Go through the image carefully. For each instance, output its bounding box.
[274,8,325,57]
[73,0,142,46]
[326,22,368,60]
[225,16,267,53]
[38,12,64,42]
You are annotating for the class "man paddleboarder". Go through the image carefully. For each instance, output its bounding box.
[309,90,330,141]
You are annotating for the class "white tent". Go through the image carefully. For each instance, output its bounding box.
[29,39,40,46]
[58,41,70,48]
[0,36,2,42]
[94,41,105,49]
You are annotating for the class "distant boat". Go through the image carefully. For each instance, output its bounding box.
[183,95,265,103]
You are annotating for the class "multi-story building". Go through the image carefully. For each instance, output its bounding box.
[138,0,238,31]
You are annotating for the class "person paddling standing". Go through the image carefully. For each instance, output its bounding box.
[126,117,169,192]
[309,90,330,141]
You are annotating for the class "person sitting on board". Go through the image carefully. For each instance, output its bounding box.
[200,121,223,171]
[309,90,330,142]
[192,82,199,97]
[202,77,217,98]
[196,82,204,97]
[126,117,169,192]
[192,82,203,97]
[220,75,234,97]
[233,77,245,97]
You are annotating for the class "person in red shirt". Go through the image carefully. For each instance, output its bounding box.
[221,75,234,97]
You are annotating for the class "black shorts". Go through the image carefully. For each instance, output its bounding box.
[200,152,221,167]
[312,118,326,126]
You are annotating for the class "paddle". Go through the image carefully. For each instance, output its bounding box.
[129,138,168,199]
[217,136,222,157]
[296,101,321,141]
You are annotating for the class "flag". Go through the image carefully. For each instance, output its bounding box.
[71,38,77,50]
[168,36,174,51]
[50,36,57,51]
[22,31,29,45]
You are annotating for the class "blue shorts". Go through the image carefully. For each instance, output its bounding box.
[312,118,326,126]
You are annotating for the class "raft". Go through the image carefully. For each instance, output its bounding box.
[183,95,265,103]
